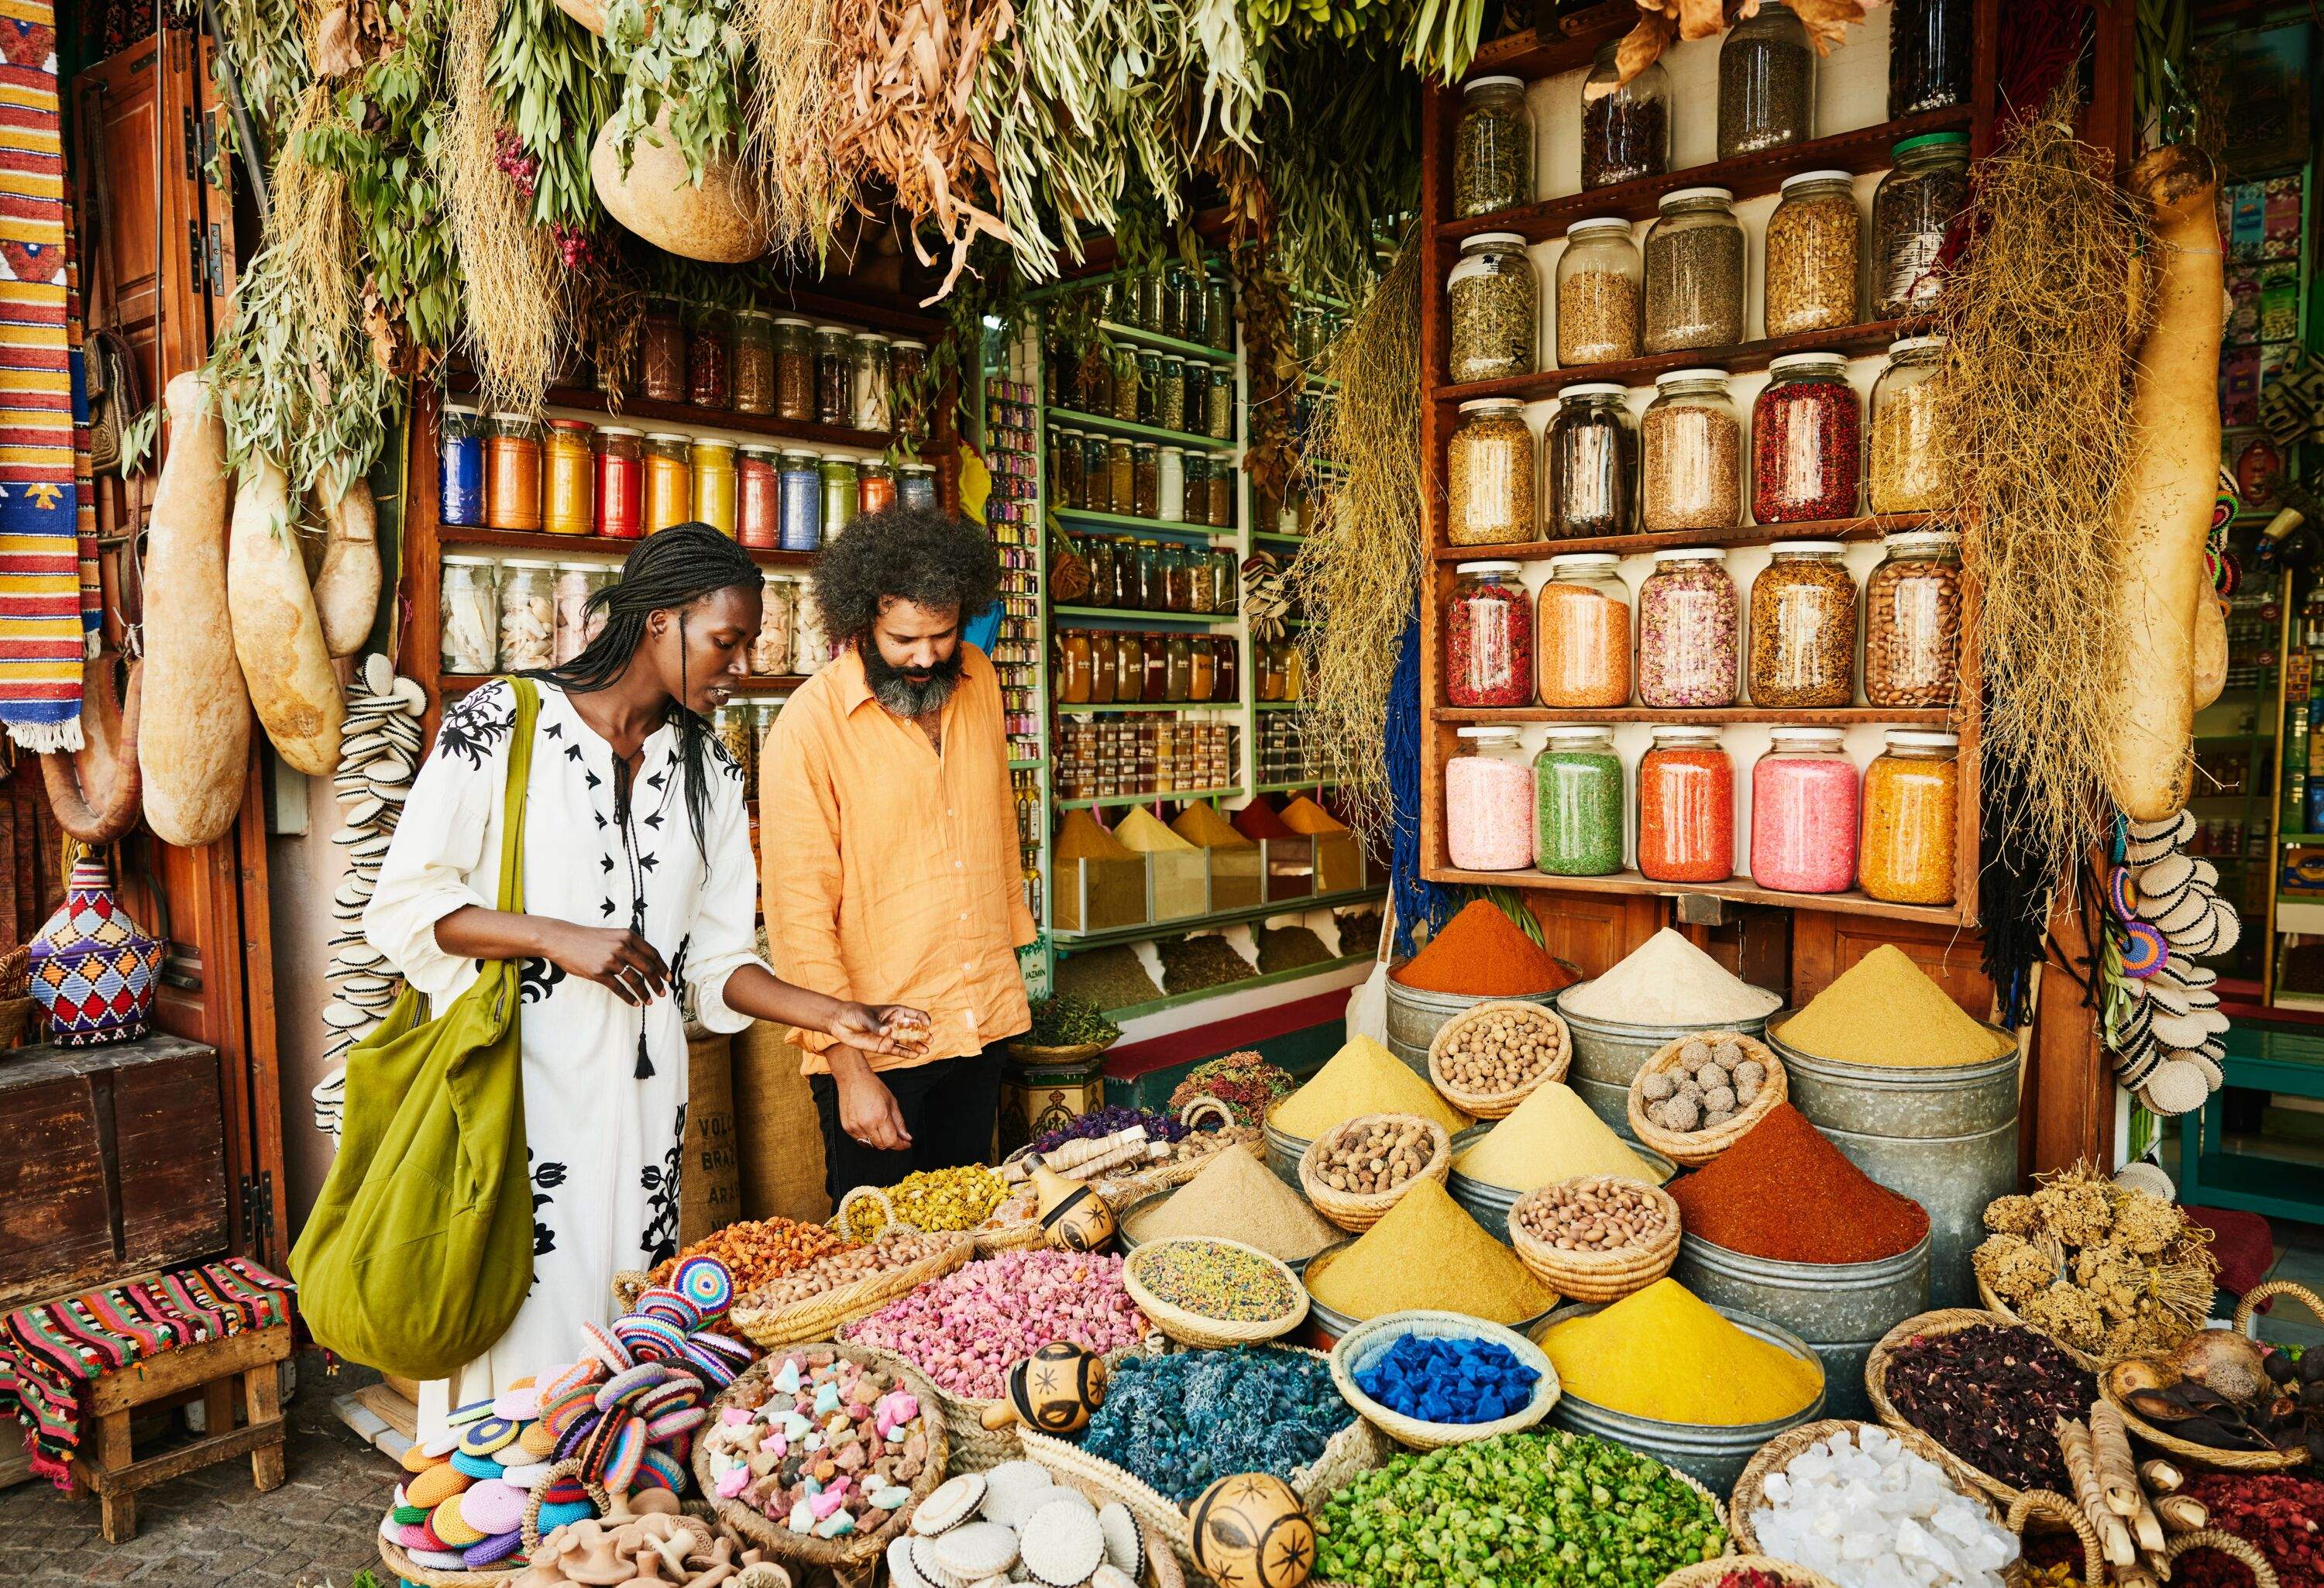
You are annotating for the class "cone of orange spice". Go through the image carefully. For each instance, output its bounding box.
[1391,900,1576,997]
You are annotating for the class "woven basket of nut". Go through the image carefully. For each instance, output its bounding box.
[1426,999,1572,1119]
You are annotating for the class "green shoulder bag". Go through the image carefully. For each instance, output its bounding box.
[290,678,540,1380]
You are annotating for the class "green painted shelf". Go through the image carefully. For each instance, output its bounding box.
[1097,320,1236,365]
[1053,886,1389,954]
[1046,407,1238,453]
[1054,507,1237,541]
[1255,700,1308,712]
[1253,531,1310,547]
[1055,701,1246,714]
[1255,779,1336,794]
[1098,952,1374,1022]
[1052,606,1236,629]
[1058,786,1243,810]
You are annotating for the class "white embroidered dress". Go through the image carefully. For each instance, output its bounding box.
[363,679,769,1431]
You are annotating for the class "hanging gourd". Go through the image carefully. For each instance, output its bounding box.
[590,111,769,264]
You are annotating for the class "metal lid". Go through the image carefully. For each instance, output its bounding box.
[1453,560,1523,574]
[1548,552,1621,572]
[1769,539,1846,555]
[596,424,642,437]
[1769,727,1845,748]
[1458,397,1526,413]
[441,554,497,567]
[1545,724,1613,741]
[1457,725,1523,740]
[1566,216,1631,238]
[1560,382,1628,400]
[1883,528,1961,551]
[1464,74,1525,92]
[1659,185,1734,208]
[690,435,737,451]
[855,330,890,343]
[1655,367,1728,386]
[739,442,781,457]
[1767,352,1848,375]
[1462,232,1528,249]
[1779,169,1856,191]
[1887,730,1961,748]
[502,557,559,571]
[1889,334,1948,356]
[1653,547,1726,562]
[1651,724,1724,741]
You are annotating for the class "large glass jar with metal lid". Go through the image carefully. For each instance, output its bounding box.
[813,326,853,426]
[1538,552,1631,707]
[1447,232,1538,384]
[1135,539,1167,610]
[1086,632,1116,703]
[1083,434,1114,512]
[820,455,858,538]
[732,310,776,414]
[1054,426,1084,510]
[497,559,556,671]
[1873,132,1970,319]
[1868,335,1951,512]
[1890,0,1972,117]
[1188,635,1216,701]
[1257,638,1288,703]
[687,306,732,409]
[712,705,755,783]
[1083,536,1118,608]
[1448,397,1535,547]
[1556,218,1641,366]
[1205,366,1233,439]
[594,425,643,539]
[1132,442,1160,519]
[1157,356,1187,432]
[1580,37,1669,190]
[1637,547,1739,707]
[1162,542,1194,612]
[439,404,485,526]
[1643,187,1745,353]
[486,414,543,531]
[1751,729,1859,894]
[1209,548,1237,616]
[1446,727,1535,871]
[1166,634,1195,703]
[1751,352,1860,524]
[692,438,738,536]
[641,297,685,402]
[1748,541,1858,707]
[1110,345,1140,421]
[853,333,891,431]
[1859,730,1958,904]
[1205,277,1232,349]
[1181,454,1208,537]
[1055,631,1094,705]
[1142,634,1171,703]
[890,338,927,397]
[440,555,499,675]
[1446,562,1535,707]
[792,583,829,674]
[900,462,937,510]
[858,459,896,516]
[1638,726,1734,883]
[1110,633,1143,701]
[1107,438,1135,514]
[1765,171,1861,336]
[557,562,616,666]
[1207,462,1233,530]
[1718,0,1814,157]
[1172,266,1205,346]
[1455,75,1533,218]
[779,451,821,552]
[1865,529,1963,706]
[773,317,814,421]
[1547,383,1636,538]
[1133,352,1163,428]
[542,418,594,535]
[1160,448,1188,524]
[1182,360,1207,438]
[1535,726,1624,877]
[1641,369,1741,531]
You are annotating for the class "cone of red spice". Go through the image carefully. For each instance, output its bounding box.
[1669,1103,1929,1263]
[1233,798,1297,841]
[1391,900,1577,997]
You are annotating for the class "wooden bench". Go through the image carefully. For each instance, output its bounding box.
[64,1319,292,1543]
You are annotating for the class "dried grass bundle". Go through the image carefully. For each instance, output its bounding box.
[270,88,362,363]
[1289,242,1424,842]
[1934,88,2150,901]
[441,0,570,414]
[737,0,850,256]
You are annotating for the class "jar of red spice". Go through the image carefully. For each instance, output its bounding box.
[1446,562,1535,707]
[736,445,781,548]
[1749,727,1858,893]
[593,425,644,539]
[1537,553,1631,707]
[772,317,814,422]
[1750,352,1860,524]
[641,297,686,403]
[1860,729,1958,905]
[1638,725,1733,883]
[1637,548,1738,707]
[688,306,733,409]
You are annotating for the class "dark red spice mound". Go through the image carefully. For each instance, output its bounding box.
[2178,1473,2324,1588]
[1713,1573,1793,1588]
[1669,1103,1930,1263]
[1882,1323,2095,1493]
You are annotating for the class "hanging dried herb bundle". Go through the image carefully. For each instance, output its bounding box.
[486,0,615,242]
[1253,38,1415,304]
[737,0,848,257]
[1288,240,1422,842]
[1932,88,2150,902]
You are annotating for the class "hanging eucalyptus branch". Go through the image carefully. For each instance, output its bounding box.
[603,0,747,180]
[487,0,617,241]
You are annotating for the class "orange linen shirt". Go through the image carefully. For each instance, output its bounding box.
[760,642,1037,1073]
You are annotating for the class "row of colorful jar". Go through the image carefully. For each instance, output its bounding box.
[1447,145,1965,388]
[1452,2,1970,211]
[1053,632,1239,706]
[1054,719,1237,802]
[1050,432,1238,527]
[1448,343,1948,547]
[1444,724,1958,905]
[1071,536,1241,614]
[1063,269,1238,350]
[439,408,934,545]
[439,558,831,679]
[1046,343,1239,441]
[613,300,927,430]
[1446,535,1961,712]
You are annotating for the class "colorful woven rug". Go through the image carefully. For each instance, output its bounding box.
[0,0,84,751]
[0,1256,295,1484]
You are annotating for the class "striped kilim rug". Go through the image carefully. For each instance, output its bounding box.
[0,0,84,751]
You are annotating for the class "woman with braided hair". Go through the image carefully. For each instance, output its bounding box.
[366,524,927,1432]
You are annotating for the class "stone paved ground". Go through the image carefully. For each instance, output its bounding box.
[0,1353,397,1588]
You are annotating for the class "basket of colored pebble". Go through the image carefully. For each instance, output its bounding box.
[694,1342,948,1571]
[1015,1346,1392,1576]
[1122,1236,1309,1349]
[1628,1031,1788,1168]
[1507,1174,1684,1304]
[1328,1310,1561,1450]
[1426,999,1573,1119]
[1654,1555,1846,1588]
[1297,1112,1453,1234]
[727,1231,976,1350]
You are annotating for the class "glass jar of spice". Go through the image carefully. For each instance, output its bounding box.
[813,326,854,427]
[1748,540,1858,708]
[1188,636,1215,701]
[820,455,858,538]
[555,562,614,666]
[1448,232,1538,385]
[1455,75,1533,218]
[1638,726,1734,883]
[731,310,776,415]
[1205,277,1232,350]
[779,451,821,552]
[691,438,738,536]
[1447,726,1535,871]
[1859,730,1958,904]
[737,445,780,548]
[1166,634,1194,702]
[1751,352,1861,524]
[1865,529,1962,707]
[1136,352,1164,427]
[792,589,829,675]
[1765,171,1861,336]
[497,559,557,671]
[1108,439,1135,516]
[1257,638,1287,703]
[1206,366,1234,440]
[1535,726,1624,877]
[1644,187,1745,354]
[486,414,543,531]
[858,459,896,516]
[1874,132,1970,320]
[1055,631,1094,705]
[1868,335,1951,512]
[542,418,594,535]
[643,433,693,534]
[1157,446,1184,523]
[1556,218,1642,366]
[1448,397,1536,547]
[1157,356,1187,433]
[594,425,643,540]
[1890,0,1973,118]
[1084,536,1118,608]
[1637,547,1739,707]
[1446,561,1535,707]
[900,461,938,510]
[1750,728,1859,894]
[688,307,732,409]
[1718,0,1815,157]
[1207,462,1234,529]
[439,404,485,527]
[1642,369,1741,532]
[441,555,499,675]
[1547,383,1636,538]
[773,317,814,421]
[853,333,891,431]
[1538,553,1631,708]
[1209,548,1237,616]
[1581,37,1669,190]
[1133,442,1160,519]
[1142,634,1171,703]
[1111,345,1141,421]
[641,297,686,403]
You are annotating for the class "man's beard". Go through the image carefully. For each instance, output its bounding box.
[864,641,963,717]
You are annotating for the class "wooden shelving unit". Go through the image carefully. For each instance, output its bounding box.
[1436,319,1925,405]
[1432,511,1935,564]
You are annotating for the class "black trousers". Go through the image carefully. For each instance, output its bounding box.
[810,1042,1010,1205]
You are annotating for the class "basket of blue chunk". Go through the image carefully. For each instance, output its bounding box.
[1328,1310,1560,1449]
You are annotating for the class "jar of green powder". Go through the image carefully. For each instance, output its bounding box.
[1535,726,1625,876]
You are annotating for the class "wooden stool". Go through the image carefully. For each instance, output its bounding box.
[64,1320,292,1542]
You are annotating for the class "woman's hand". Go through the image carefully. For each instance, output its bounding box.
[537,920,669,1005]
[829,1002,932,1057]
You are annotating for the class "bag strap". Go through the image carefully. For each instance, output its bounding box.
[495,678,540,916]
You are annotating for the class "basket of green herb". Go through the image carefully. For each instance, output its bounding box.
[1009,993,1123,1066]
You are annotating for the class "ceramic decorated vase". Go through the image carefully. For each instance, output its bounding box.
[27,852,162,1046]
[1006,1340,1109,1436]
[1033,1163,1117,1253]
[1190,1473,1315,1588]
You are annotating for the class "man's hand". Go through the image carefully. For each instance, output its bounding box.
[536,921,669,1005]
[828,1001,932,1058]
[832,1050,913,1151]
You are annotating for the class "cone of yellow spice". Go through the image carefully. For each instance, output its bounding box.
[1305,1178,1552,1325]
[1270,1035,1473,1139]
[1536,1278,1823,1425]
[1453,1080,1668,1192]
[1773,944,2016,1068]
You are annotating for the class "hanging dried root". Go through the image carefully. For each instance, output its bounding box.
[40,651,143,844]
